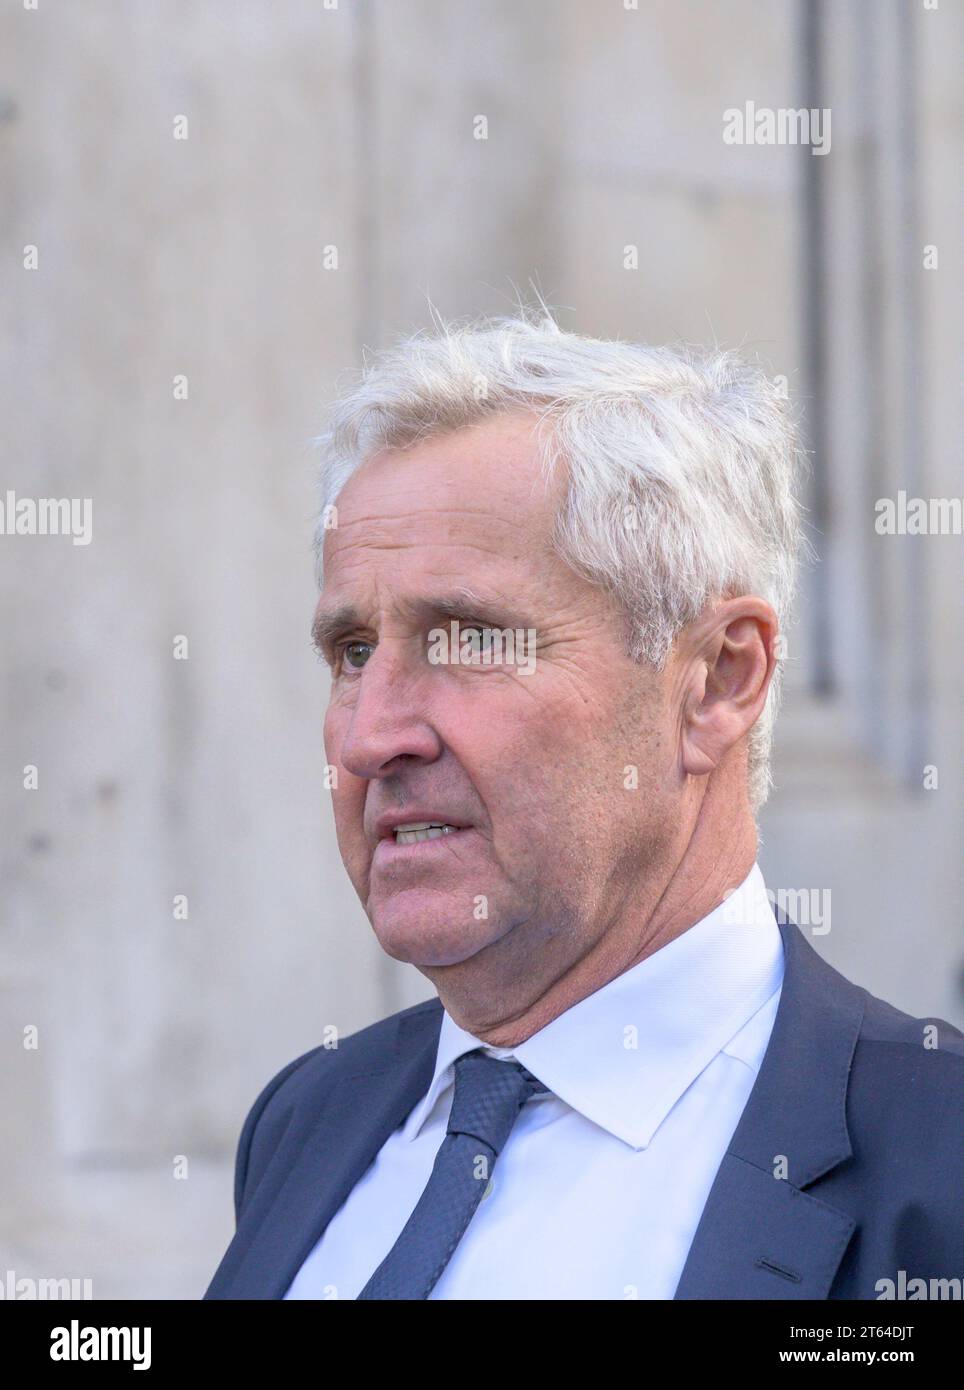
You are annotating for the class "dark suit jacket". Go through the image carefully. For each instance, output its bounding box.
[204,909,964,1299]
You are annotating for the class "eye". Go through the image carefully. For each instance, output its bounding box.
[340,641,374,671]
[461,625,496,659]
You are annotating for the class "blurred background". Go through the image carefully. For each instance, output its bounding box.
[1,0,961,1298]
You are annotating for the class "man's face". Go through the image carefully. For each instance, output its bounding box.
[315,411,685,1017]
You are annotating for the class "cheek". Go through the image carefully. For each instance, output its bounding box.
[323,710,364,831]
[331,774,365,837]
[322,701,344,762]
[323,699,362,790]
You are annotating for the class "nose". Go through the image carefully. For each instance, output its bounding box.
[336,644,443,780]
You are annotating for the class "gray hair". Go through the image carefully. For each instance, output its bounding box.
[312,309,809,814]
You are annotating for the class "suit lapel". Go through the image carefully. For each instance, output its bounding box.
[674,913,865,1299]
[672,1153,857,1298]
[213,1004,442,1299]
[214,909,866,1299]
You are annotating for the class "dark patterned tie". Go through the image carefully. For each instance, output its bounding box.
[356,1047,548,1299]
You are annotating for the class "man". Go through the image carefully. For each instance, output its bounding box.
[205,313,963,1300]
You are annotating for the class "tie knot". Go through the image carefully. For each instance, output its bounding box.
[446,1049,547,1153]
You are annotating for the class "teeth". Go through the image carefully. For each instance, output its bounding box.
[394,822,460,844]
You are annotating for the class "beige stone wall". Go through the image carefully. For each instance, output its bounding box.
[1,0,960,1298]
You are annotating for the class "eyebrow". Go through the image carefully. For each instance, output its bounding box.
[311,586,527,658]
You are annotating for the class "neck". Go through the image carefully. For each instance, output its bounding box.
[436,775,758,1047]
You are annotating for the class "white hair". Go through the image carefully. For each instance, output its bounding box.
[312,308,809,814]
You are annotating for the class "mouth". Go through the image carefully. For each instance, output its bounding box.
[371,817,475,870]
[390,821,463,845]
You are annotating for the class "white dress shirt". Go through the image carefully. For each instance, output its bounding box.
[284,860,784,1300]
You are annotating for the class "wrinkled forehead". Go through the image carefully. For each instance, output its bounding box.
[321,411,563,578]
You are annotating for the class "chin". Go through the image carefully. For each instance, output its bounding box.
[369,899,504,969]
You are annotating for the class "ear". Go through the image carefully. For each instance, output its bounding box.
[678,598,779,781]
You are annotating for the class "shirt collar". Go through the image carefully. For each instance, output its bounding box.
[404,861,784,1150]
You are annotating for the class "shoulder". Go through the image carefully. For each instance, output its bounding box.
[782,916,964,1099]
[849,985,964,1125]
[257,996,441,1102]
[780,921,964,1203]
[232,996,442,1219]
[833,979,964,1236]
[818,980,964,1276]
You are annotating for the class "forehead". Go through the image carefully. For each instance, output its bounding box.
[322,411,560,578]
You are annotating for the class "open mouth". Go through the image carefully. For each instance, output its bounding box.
[392,822,463,845]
